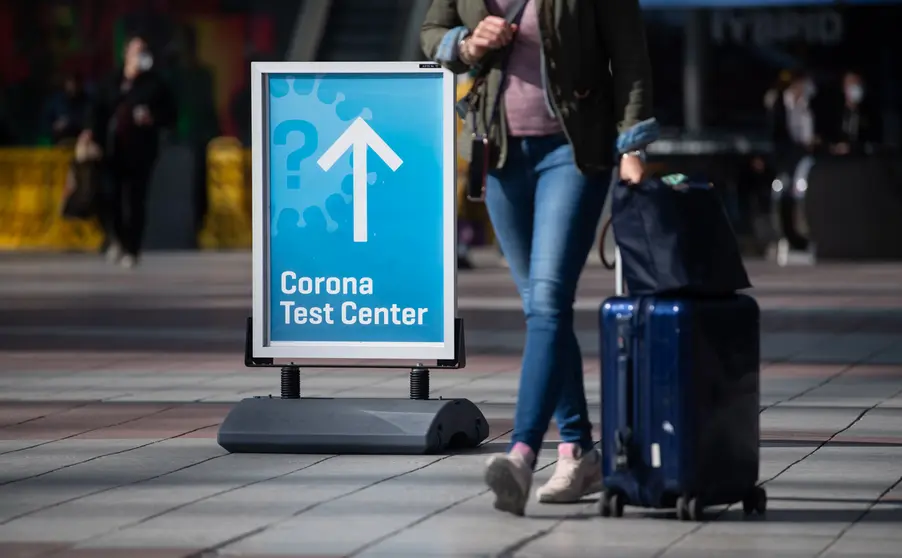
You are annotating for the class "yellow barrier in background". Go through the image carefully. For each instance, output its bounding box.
[0,148,103,251]
[0,141,252,252]
[198,137,253,250]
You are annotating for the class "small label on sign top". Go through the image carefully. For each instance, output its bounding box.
[651,443,661,468]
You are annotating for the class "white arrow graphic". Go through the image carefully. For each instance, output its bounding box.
[317,117,403,243]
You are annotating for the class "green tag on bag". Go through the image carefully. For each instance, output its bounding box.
[661,173,688,186]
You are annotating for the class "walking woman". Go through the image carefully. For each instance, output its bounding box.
[422,0,658,515]
[85,34,176,268]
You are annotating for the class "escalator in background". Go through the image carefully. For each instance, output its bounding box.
[317,0,416,61]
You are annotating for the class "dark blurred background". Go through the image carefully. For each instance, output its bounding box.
[1,0,901,263]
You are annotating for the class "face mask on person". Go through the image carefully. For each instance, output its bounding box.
[846,84,864,104]
[137,52,154,72]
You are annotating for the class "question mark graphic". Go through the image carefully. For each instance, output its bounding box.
[272,120,318,190]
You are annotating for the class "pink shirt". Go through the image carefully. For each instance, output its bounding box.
[486,0,562,137]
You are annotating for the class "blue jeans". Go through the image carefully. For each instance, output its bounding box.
[485,134,610,457]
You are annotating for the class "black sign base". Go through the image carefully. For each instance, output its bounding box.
[217,396,489,454]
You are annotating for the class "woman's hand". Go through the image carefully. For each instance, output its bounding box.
[619,153,646,185]
[463,16,518,63]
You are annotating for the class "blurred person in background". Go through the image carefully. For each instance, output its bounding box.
[738,70,797,253]
[83,33,176,268]
[422,0,657,516]
[43,73,91,145]
[829,71,881,155]
[231,50,276,147]
[768,70,820,179]
[763,70,793,113]
[167,26,220,235]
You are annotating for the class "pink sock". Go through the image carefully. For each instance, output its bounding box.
[510,442,536,466]
[558,442,579,459]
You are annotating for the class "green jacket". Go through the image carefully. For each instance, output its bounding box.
[421,0,659,175]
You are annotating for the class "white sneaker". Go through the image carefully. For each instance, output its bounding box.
[119,254,137,269]
[105,242,123,263]
[485,451,533,516]
[536,444,603,503]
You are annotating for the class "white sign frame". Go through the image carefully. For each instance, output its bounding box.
[251,61,457,361]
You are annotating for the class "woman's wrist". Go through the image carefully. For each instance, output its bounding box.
[458,36,475,65]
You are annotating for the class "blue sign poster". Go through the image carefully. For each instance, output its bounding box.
[250,62,457,360]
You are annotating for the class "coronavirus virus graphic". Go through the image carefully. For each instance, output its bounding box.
[269,75,378,240]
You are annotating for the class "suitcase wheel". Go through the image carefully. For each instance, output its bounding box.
[742,486,768,517]
[676,494,705,522]
[599,489,625,518]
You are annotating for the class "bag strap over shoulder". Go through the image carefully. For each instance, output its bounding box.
[457,0,529,119]
[470,0,529,82]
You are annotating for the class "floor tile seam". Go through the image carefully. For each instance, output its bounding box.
[759,363,850,413]
[0,418,217,487]
[0,400,97,430]
[0,452,227,527]
[756,381,902,498]
[492,501,598,558]
[813,473,902,558]
[188,427,520,557]
[791,326,902,353]
[862,340,902,363]
[760,393,892,487]
[645,513,707,557]
[181,455,453,558]
[48,455,337,556]
[766,403,884,413]
[760,342,896,413]
[346,454,563,557]
[0,402,188,459]
[759,330,848,368]
[657,383,902,555]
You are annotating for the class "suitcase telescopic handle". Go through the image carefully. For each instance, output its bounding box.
[614,247,624,296]
[599,216,625,296]
[614,318,633,470]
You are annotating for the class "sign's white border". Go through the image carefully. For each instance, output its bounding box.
[251,61,457,360]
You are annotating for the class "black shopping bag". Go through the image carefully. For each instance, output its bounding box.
[61,160,103,220]
[610,174,751,295]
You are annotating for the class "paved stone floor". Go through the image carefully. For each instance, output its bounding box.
[0,252,901,557]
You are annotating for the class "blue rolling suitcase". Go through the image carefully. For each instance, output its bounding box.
[598,292,767,521]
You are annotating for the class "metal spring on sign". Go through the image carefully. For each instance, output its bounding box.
[409,367,430,400]
[280,366,301,399]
